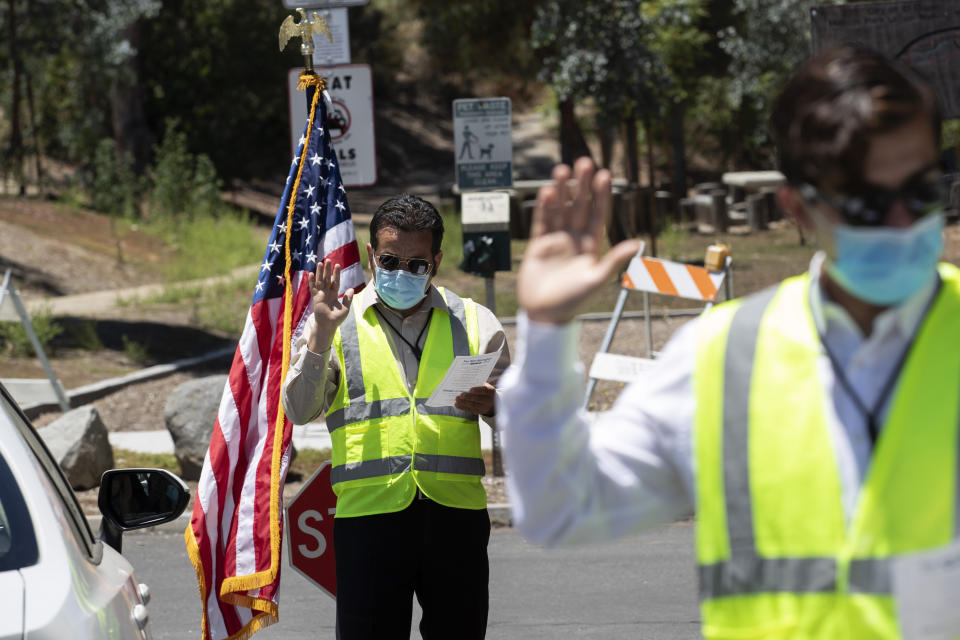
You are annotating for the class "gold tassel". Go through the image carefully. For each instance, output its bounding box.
[297,71,327,93]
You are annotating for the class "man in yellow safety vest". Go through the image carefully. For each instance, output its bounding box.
[282,193,509,639]
[498,44,960,638]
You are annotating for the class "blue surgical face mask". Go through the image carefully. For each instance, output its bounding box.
[374,266,430,310]
[824,211,944,306]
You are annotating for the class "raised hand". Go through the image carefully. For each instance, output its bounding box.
[307,258,355,352]
[518,157,643,324]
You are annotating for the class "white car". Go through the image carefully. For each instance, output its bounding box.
[0,382,189,639]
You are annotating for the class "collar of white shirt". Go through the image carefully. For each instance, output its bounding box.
[807,251,938,348]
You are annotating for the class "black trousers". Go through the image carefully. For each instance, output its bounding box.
[333,496,490,640]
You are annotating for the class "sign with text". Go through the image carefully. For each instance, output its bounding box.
[285,461,337,599]
[461,192,510,227]
[310,7,350,67]
[288,65,377,187]
[453,98,512,191]
[810,0,960,117]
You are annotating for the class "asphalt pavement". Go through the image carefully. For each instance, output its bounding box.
[124,520,700,640]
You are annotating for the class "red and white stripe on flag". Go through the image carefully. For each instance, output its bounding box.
[184,73,365,640]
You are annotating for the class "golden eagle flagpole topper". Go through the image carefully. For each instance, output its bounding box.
[279,8,334,73]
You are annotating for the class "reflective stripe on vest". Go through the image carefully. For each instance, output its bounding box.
[330,453,486,485]
[326,291,476,432]
[698,270,960,601]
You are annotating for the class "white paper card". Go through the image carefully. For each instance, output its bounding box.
[892,539,960,640]
[425,346,502,407]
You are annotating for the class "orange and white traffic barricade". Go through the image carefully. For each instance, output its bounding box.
[584,243,733,408]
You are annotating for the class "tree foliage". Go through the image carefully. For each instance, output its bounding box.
[532,0,664,125]
[716,0,849,154]
[409,0,540,83]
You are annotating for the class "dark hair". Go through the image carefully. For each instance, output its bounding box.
[369,193,444,255]
[771,44,941,191]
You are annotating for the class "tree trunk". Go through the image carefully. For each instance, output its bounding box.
[644,117,657,257]
[670,100,688,203]
[25,69,43,194]
[7,0,25,195]
[111,19,154,174]
[623,118,639,186]
[598,122,616,170]
[559,98,592,166]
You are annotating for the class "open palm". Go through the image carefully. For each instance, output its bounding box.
[308,258,355,350]
[518,158,642,324]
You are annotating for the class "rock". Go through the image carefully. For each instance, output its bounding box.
[165,375,298,481]
[41,406,114,490]
[164,375,228,481]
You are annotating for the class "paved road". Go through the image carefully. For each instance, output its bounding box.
[125,521,700,639]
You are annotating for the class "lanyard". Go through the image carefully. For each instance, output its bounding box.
[374,305,431,362]
[811,278,940,447]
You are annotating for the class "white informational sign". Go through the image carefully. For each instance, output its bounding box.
[453,98,512,191]
[310,7,350,67]
[461,192,510,226]
[282,0,367,8]
[588,352,656,384]
[287,64,377,187]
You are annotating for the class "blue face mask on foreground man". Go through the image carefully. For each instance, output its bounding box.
[825,211,944,305]
[496,44,960,639]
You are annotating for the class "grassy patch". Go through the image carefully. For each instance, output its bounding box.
[112,448,180,472]
[290,447,332,478]
[143,211,265,283]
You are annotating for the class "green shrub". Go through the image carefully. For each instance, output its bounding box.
[90,138,140,218]
[65,320,103,351]
[150,119,222,220]
[0,309,64,358]
[121,335,151,364]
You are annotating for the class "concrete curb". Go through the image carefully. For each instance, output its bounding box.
[90,503,513,536]
[21,346,235,419]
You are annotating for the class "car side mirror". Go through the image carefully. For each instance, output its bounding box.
[97,468,190,553]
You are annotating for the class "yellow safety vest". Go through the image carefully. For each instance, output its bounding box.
[326,287,486,517]
[692,263,960,639]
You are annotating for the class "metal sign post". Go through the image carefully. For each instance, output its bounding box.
[459,192,511,477]
[0,269,69,411]
[459,192,511,313]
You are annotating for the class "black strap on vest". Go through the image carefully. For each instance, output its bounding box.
[811,276,941,447]
[373,305,431,362]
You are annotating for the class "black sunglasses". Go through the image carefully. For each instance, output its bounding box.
[375,253,432,276]
[799,168,946,227]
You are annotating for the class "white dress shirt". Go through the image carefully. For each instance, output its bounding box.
[498,253,939,547]
[282,281,510,426]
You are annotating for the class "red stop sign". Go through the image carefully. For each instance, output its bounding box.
[285,461,337,599]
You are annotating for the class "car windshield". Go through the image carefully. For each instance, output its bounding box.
[0,450,38,571]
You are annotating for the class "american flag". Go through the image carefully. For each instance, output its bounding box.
[185,74,365,640]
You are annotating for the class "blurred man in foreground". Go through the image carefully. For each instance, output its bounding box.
[499,45,958,637]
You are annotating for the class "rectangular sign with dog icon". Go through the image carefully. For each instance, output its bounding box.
[453,98,512,191]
